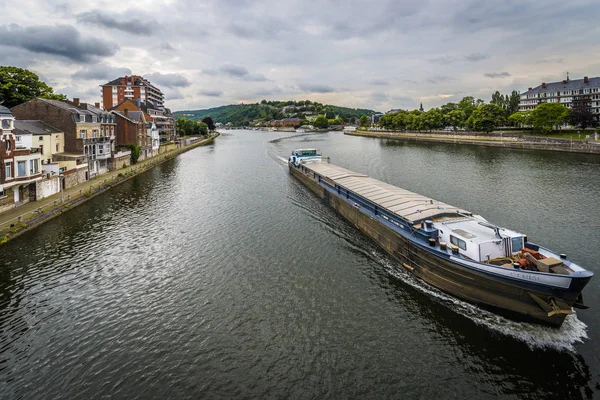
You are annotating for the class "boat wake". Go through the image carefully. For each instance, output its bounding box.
[276,155,288,164]
[371,251,588,353]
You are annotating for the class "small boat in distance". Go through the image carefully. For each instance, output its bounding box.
[288,149,593,327]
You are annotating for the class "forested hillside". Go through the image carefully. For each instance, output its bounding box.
[176,100,376,126]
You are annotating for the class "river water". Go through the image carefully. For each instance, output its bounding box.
[1,130,599,399]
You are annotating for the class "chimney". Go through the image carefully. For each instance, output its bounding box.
[124,108,128,117]
[584,76,589,84]
[73,97,80,106]
[95,102,100,108]
[528,87,532,91]
[131,76,135,85]
[562,80,567,84]
[541,82,546,89]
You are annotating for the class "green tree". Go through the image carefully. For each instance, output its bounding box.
[440,102,458,115]
[507,90,521,115]
[421,108,443,131]
[508,111,531,128]
[392,112,407,130]
[458,96,477,119]
[405,111,423,131]
[530,102,569,133]
[359,114,369,127]
[467,103,505,133]
[0,66,66,108]
[445,109,466,131]
[313,115,329,129]
[198,122,209,135]
[490,91,506,110]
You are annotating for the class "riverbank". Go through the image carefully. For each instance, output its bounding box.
[0,133,219,245]
[347,130,600,154]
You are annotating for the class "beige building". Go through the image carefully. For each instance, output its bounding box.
[14,120,64,163]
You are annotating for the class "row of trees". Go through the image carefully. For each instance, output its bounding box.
[378,96,509,133]
[175,118,209,136]
[378,92,598,134]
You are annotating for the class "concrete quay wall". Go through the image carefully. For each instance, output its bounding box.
[347,130,600,155]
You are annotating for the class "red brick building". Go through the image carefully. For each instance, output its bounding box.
[101,75,165,111]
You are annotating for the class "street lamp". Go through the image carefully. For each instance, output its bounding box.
[59,174,65,203]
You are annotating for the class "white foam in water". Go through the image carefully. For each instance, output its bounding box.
[373,251,588,353]
[277,156,289,164]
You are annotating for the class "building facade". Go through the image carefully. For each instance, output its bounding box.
[113,110,153,160]
[101,75,165,111]
[519,76,600,120]
[14,120,64,163]
[11,98,115,178]
[0,106,43,211]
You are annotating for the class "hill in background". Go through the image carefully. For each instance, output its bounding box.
[175,100,377,126]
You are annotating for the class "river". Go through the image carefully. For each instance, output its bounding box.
[1,129,599,399]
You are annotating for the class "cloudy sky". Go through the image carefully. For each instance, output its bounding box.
[1,0,599,112]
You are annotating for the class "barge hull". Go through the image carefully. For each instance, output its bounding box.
[290,164,572,327]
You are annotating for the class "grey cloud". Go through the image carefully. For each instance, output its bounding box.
[484,72,511,78]
[217,64,267,81]
[199,90,223,97]
[145,73,191,88]
[426,76,455,84]
[430,55,455,65]
[464,53,489,62]
[254,86,282,96]
[298,83,335,93]
[220,64,248,77]
[163,87,184,101]
[77,10,156,36]
[160,42,175,52]
[368,79,389,86]
[370,92,389,102]
[0,24,117,63]
[536,58,563,64]
[73,63,132,80]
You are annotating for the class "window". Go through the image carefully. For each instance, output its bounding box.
[450,235,467,251]
[5,162,12,179]
[92,129,99,138]
[56,143,59,152]
[39,136,43,141]
[17,160,26,176]
[5,140,11,151]
[1,119,12,129]
[80,129,86,139]
[80,114,85,122]
[92,115,97,123]
[15,136,21,142]
[29,159,39,174]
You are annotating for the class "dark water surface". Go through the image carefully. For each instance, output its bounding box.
[1,130,599,399]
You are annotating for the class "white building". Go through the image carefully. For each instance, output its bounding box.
[519,75,600,120]
[148,121,160,155]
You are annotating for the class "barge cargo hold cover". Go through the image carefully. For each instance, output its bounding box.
[288,151,593,327]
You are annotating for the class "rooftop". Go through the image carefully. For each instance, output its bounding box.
[14,120,62,135]
[0,105,12,116]
[523,76,600,95]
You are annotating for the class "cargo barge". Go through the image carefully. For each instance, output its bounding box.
[288,149,593,327]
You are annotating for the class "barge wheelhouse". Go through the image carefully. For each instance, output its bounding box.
[288,150,593,327]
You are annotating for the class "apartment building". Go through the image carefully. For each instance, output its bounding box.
[101,75,165,110]
[519,76,600,119]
